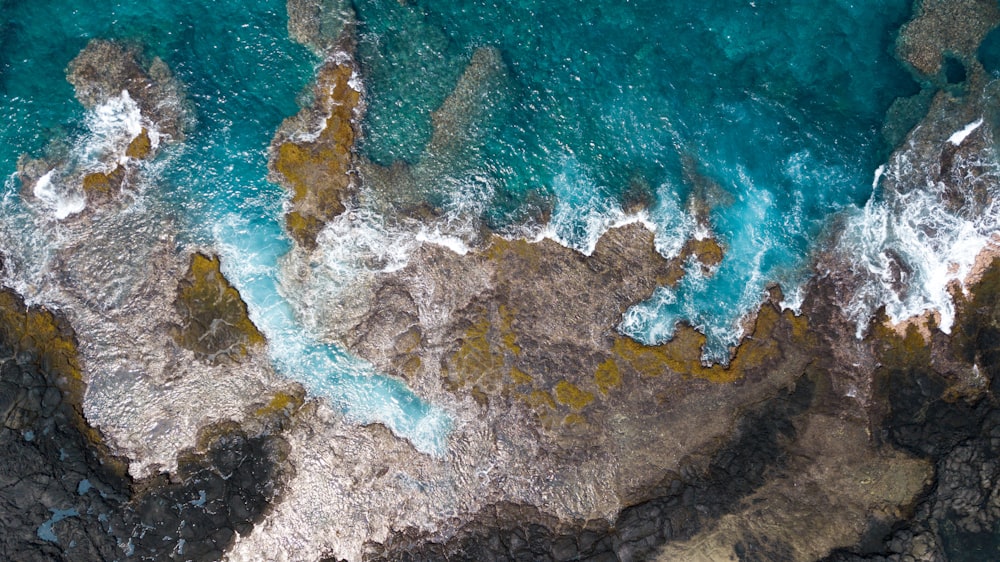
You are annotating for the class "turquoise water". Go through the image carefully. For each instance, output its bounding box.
[354,0,919,359]
[0,0,449,453]
[0,0,927,439]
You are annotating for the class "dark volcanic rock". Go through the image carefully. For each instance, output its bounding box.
[821,260,1000,562]
[0,287,289,561]
[124,424,291,561]
[0,289,130,561]
[359,377,817,562]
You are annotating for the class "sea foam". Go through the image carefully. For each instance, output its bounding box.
[839,118,1000,337]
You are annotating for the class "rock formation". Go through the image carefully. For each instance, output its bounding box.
[0,288,291,561]
[17,39,189,213]
[172,253,265,364]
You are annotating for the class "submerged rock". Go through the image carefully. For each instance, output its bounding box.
[172,252,265,364]
[286,0,355,55]
[897,0,1000,77]
[359,45,517,226]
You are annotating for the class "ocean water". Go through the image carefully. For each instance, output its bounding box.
[354,0,919,358]
[0,0,450,453]
[0,0,992,450]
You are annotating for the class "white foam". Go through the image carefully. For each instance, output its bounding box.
[872,164,885,190]
[85,90,145,165]
[31,170,85,220]
[415,227,471,255]
[948,117,983,146]
[840,129,1000,337]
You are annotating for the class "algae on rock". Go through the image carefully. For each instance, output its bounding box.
[172,253,265,364]
[270,60,362,249]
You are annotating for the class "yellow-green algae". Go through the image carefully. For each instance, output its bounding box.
[252,387,307,432]
[125,128,152,160]
[0,291,82,384]
[610,301,811,384]
[594,358,621,394]
[272,63,359,249]
[80,129,154,204]
[439,228,744,429]
[554,380,595,410]
[81,165,126,200]
[444,303,528,394]
[173,253,265,364]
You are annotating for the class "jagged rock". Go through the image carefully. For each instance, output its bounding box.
[172,252,265,364]
[286,0,355,55]
[17,39,189,215]
[66,39,188,140]
[0,287,291,561]
[269,59,363,249]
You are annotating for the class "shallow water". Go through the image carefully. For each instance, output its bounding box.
[353,0,920,358]
[0,0,450,453]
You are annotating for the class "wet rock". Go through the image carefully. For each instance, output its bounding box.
[0,287,289,560]
[67,39,188,140]
[123,423,291,561]
[269,57,362,249]
[171,252,266,364]
[18,39,189,216]
[362,376,821,561]
[896,0,1000,77]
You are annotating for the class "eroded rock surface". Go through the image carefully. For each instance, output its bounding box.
[66,39,188,140]
[17,39,189,213]
[172,253,265,364]
[897,0,1000,77]
[0,288,291,561]
[287,0,355,55]
[270,58,363,249]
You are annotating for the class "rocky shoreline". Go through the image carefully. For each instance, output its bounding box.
[4,0,1000,561]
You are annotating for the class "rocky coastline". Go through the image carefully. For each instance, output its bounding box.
[4,0,1000,561]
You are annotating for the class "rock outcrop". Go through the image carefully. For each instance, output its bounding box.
[17,39,189,213]
[66,39,188,140]
[897,0,1000,77]
[172,253,265,364]
[270,58,363,249]
[0,288,291,561]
